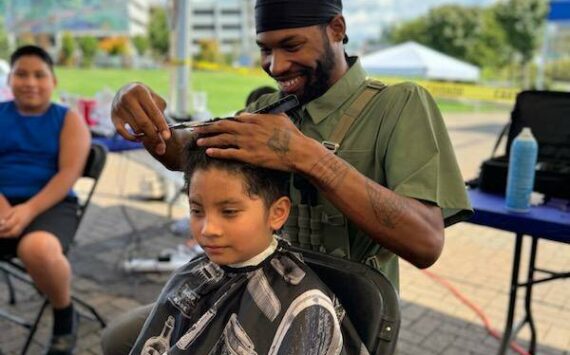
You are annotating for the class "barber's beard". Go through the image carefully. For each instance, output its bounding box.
[280,42,336,105]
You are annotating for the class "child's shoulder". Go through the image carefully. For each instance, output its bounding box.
[0,100,15,112]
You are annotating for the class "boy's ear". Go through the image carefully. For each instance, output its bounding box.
[269,196,291,231]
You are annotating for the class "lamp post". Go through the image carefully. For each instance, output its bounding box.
[168,0,192,121]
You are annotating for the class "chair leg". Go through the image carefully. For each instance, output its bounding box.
[2,269,17,304]
[0,309,32,328]
[21,299,49,355]
[72,295,106,328]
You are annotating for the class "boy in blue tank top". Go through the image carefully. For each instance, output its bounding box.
[0,45,91,355]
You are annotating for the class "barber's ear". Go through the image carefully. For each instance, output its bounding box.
[328,15,347,43]
[269,196,291,231]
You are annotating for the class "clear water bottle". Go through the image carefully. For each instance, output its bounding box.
[505,127,538,212]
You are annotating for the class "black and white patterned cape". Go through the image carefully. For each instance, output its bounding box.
[130,240,368,355]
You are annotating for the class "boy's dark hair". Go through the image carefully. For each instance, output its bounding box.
[10,45,54,72]
[245,86,277,106]
[184,136,289,207]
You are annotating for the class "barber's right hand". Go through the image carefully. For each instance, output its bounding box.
[111,82,171,155]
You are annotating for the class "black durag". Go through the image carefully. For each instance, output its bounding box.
[255,0,343,34]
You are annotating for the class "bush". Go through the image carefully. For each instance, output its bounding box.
[77,36,99,67]
[132,35,149,56]
[546,59,570,82]
[60,32,75,66]
[99,37,129,56]
[0,17,12,60]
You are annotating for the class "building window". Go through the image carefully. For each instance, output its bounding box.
[222,25,241,31]
[194,9,214,16]
[194,25,215,31]
[221,9,240,15]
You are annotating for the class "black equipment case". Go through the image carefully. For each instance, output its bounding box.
[475,90,570,200]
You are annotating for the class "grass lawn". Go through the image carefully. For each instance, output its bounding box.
[55,67,503,116]
[55,67,274,116]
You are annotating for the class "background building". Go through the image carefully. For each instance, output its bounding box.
[5,0,151,39]
[189,0,256,63]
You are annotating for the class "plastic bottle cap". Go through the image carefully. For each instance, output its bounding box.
[519,127,534,139]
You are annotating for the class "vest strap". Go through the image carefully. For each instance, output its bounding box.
[327,80,386,149]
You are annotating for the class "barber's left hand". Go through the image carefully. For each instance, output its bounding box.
[194,113,307,172]
[0,204,36,238]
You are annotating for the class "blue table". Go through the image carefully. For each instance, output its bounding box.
[467,189,570,355]
[93,135,143,152]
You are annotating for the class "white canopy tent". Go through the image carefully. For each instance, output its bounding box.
[361,41,481,82]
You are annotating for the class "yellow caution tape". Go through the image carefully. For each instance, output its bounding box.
[192,61,520,103]
[374,77,519,104]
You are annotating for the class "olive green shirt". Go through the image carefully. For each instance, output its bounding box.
[247,57,472,290]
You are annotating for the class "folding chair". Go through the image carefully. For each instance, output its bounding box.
[294,247,401,355]
[0,143,108,354]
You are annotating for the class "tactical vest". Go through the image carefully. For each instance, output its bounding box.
[283,79,388,268]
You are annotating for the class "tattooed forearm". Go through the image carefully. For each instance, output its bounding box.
[366,179,406,229]
[267,128,291,157]
[309,153,351,191]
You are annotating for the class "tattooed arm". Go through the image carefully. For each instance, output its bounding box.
[194,112,444,268]
[303,149,444,268]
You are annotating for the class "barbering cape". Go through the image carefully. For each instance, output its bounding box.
[130,240,368,354]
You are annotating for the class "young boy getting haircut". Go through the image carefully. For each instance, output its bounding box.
[130,137,367,354]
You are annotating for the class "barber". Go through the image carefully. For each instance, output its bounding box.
[103,0,472,353]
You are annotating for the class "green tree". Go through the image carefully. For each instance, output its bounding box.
[387,17,428,45]
[423,5,481,61]
[77,36,99,67]
[495,0,548,65]
[148,7,169,59]
[60,32,75,66]
[494,0,548,86]
[465,7,510,68]
[132,35,149,56]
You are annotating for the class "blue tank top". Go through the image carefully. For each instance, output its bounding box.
[0,101,70,198]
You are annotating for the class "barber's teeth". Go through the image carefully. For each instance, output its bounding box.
[280,77,300,90]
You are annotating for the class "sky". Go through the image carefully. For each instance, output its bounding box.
[187,0,500,44]
[343,0,498,43]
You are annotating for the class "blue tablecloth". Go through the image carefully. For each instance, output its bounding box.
[93,135,143,153]
[468,189,570,243]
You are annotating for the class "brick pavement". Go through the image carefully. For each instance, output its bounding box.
[1,110,569,355]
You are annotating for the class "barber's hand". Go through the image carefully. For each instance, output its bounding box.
[0,204,36,238]
[193,112,308,172]
[111,82,170,155]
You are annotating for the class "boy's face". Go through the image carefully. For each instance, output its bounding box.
[189,168,289,265]
[9,55,56,114]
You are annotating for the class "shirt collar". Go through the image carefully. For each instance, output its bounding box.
[305,56,367,125]
[227,236,278,268]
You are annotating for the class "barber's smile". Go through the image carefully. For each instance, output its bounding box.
[276,75,306,94]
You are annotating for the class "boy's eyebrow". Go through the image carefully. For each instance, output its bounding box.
[189,198,202,205]
[215,199,242,206]
[189,198,243,206]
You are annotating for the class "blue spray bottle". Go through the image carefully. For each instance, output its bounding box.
[505,127,538,212]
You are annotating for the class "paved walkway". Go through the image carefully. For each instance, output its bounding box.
[1,110,569,355]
